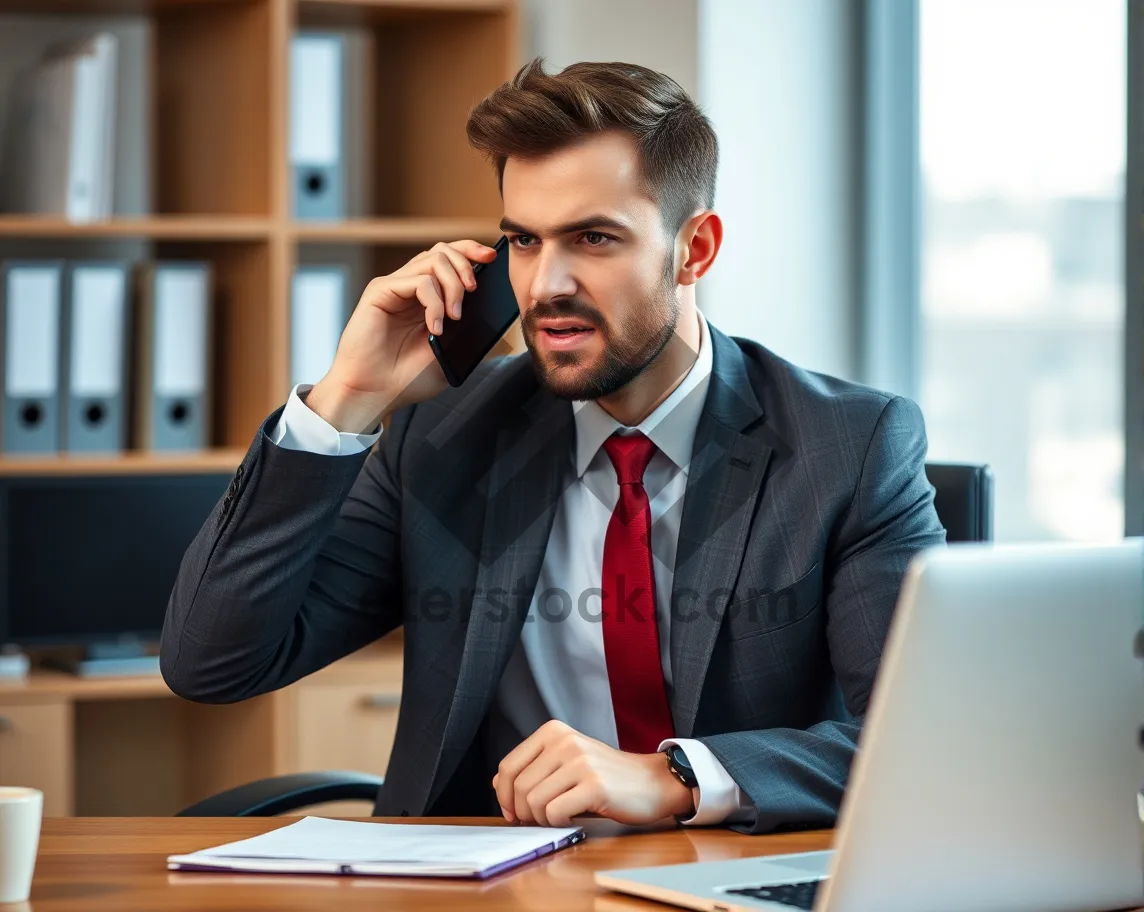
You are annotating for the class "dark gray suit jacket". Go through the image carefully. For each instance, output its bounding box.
[160,322,945,833]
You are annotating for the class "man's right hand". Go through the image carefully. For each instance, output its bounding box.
[305,239,500,434]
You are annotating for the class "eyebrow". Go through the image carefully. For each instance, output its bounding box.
[498,214,632,237]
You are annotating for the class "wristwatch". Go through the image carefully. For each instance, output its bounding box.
[665,744,699,789]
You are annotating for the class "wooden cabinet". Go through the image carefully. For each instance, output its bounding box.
[0,700,72,817]
[294,684,401,777]
[285,650,404,815]
[286,642,404,779]
[0,637,403,816]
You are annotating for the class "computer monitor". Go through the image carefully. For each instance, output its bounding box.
[0,472,231,656]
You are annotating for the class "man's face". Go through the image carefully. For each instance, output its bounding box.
[500,131,680,401]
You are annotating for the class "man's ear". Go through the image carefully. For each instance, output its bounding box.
[676,211,723,286]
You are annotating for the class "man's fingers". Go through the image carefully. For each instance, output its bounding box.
[429,253,466,321]
[406,240,496,273]
[496,722,584,824]
[448,239,499,264]
[370,273,445,335]
[543,781,596,829]
[522,764,582,828]
[434,243,480,293]
[495,736,545,820]
[400,241,499,325]
[414,274,446,336]
[512,749,564,825]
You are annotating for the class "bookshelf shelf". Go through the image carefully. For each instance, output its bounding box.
[297,0,514,26]
[0,216,273,240]
[0,1,225,14]
[0,448,247,476]
[291,216,500,244]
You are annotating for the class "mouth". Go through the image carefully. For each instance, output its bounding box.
[535,321,596,350]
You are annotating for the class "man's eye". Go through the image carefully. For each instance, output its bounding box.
[583,232,611,246]
[511,235,535,248]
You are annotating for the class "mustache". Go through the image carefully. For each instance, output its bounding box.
[525,299,603,330]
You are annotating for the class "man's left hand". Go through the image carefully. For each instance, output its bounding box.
[492,720,695,827]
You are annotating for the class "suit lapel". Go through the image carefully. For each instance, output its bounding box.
[670,327,771,737]
[425,381,575,809]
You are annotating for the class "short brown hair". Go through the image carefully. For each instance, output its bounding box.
[466,57,718,236]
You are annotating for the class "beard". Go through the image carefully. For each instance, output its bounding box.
[522,266,680,402]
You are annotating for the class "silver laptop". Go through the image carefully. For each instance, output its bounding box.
[596,540,1144,912]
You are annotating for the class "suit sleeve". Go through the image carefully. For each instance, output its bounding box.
[159,401,416,704]
[696,395,947,833]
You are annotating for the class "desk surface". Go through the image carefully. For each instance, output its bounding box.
[30,817,833,911]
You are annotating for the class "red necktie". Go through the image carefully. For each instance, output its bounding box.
[601,432,675,754]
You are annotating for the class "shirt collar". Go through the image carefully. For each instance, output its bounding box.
[571,309,713,478]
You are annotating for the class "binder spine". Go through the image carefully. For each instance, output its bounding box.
[0,261,63,456]
[290,33,345,220]
[62,261,129,454]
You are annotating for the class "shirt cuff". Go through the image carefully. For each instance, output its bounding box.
[659,738,754,826]
[268,384,382,456]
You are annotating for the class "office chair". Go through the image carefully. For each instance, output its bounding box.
[178,461,995,816]
[924,461,994,543]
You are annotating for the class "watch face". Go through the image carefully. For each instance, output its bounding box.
[669,747,698,787]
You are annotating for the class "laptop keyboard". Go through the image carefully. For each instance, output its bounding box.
[725,879,822,909]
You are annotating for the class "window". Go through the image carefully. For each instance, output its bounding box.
[919,0,1125,541]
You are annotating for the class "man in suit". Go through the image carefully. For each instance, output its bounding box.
[161,58,945,833]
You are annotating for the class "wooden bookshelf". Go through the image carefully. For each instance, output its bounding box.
[0,0,521,814]
[0,0,521,461]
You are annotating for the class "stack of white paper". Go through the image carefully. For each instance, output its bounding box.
[167,817,586,880]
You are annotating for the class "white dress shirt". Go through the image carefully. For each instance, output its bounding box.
[270,311,752,825]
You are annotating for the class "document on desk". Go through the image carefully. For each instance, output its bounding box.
[166,816,586,879]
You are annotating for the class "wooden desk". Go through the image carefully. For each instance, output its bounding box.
[28,817,833,911]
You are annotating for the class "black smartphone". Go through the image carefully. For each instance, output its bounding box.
[427,235,517,387]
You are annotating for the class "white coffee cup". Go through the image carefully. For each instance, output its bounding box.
[0,788,41,904]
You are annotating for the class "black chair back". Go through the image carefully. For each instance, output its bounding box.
[924,462,994,543]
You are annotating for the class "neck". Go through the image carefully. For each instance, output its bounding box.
[596,302,702,427]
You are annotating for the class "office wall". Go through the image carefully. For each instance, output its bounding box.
[522,0,698,98]
[698,0,861,380]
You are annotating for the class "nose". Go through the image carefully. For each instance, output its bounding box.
[528,245,577,305]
